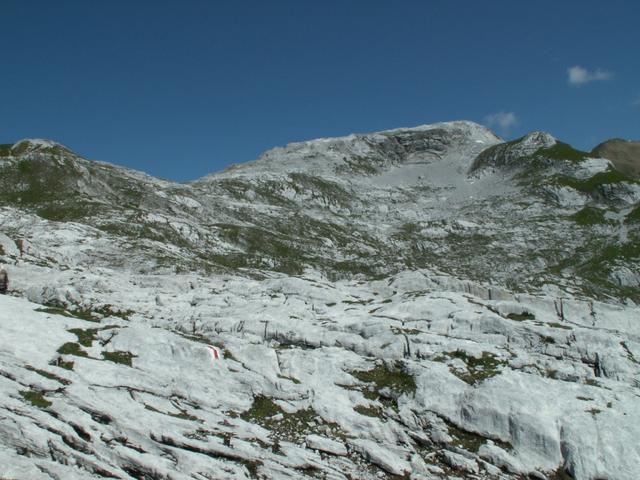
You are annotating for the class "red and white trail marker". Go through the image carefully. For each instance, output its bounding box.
[206,345,221,362]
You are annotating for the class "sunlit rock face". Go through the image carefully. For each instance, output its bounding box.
[1,122,639,479]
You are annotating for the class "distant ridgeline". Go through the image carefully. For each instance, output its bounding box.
[0,124,639,301]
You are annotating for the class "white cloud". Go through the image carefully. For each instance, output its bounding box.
[484,111,519,132]
[632,94,640,108]
[567,65,613,86]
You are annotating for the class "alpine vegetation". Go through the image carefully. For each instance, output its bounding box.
[1,121,639,479]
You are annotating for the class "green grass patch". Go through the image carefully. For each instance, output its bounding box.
[65,308,101,322]
[581,240,640,270]
[36,200,103,222]
[553,168,634,193]
[68,328,98,347]
[102,351,135,366]
[569,207,609,226]
[546,235,640,302]
[36,304,133,322]
[241,395,283,421]
[351,361,416,397]
[94,305,134,321]
[354,404,383,418]
[0,156,82,208]
[361,388,379,401]
[547,322,573,330]
[57,342,88,357]
[0,143,13,156]
[50,358,74,370]
[625,205,640,224]
[506,311,535,321]
[241,395,331,443]
[446,422,486,453]
[535,141,588,162]
[20,389,52,409]
[442,350,506,385]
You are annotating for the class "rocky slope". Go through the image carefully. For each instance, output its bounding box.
[1,122,639,300]
[1,122,639,480]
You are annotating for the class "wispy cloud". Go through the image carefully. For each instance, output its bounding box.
[567,65,613,86]
[484,111,519,133]
[632,94,640,108]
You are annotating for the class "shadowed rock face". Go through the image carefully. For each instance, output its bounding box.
[591,139,640,178]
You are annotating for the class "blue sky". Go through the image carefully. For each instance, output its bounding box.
[1,0,638,181]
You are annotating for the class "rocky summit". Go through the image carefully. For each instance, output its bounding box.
[0,121,639,480]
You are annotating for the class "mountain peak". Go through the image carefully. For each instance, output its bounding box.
[1,138,73,157]
[378,120,499,139]
[15,138,61,148]
[15,138,70,151]
[469,131,558,173]
[205,120,502,181]
[519,131,557,151]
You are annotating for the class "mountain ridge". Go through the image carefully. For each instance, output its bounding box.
[7,122,638,184]
[1,121,639,300]
[6,122,637,185]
